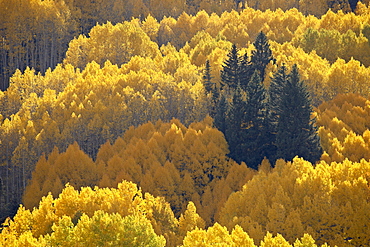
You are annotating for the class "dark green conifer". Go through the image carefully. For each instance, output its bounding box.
[250,32,274,81]
[203,60,213,94]
[220,44,241,90]
[239,53,252,92]
[226,84,248,163]
[243,71,268,169]
[214,94,228,134]
[266,64,289,163]
[275,65,322,163]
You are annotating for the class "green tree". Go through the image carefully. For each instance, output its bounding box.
[250,32,274,81]
[226,84,248,163]
[220,44,241,90]
[239,53,253,92]
[203,60,218,117]
[214,94,228,134]
[267,65,289,163]
[275,65,322,163]
[243,71,269,169]
[203,60,213,94]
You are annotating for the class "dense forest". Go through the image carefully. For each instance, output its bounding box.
[1,0,370,246]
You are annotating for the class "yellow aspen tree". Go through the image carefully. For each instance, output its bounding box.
[178,201,206,236]
[142,14,160,41]
[210,178,233,222]
[283,210,305,243]
[179,171,198,205]
[151,162,181,213]
[182,223,233,246]
[30,194,57,238]
[260,232,292,247]
[225,162,257,191]
[342,131,370,161]
[46,215,74,247]
[293,234,318,247]
[65,21,160,68]
[266,202,287,236]
[182,222,256,247]
[231,225,257,247]
[23,154,51,209]
[4,205,33,236]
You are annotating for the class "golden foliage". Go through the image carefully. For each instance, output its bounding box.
[219,157,370,246]
[2,4,370,246]
[316,93,370,162]
[2,181,173,246]
[23,118,256,227]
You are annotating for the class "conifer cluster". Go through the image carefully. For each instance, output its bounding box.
[209,32,322,169]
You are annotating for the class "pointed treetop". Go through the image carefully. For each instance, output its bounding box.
[251,31,274,81]
[221,44,241,90]
[203,60,213,94]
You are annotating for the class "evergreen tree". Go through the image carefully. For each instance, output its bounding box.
[226,84,248,163]
[211,82,220,106]
[214,94,228,134]
[220,44,241,90]
[250,32,274,81]
[203,60,218,117]
[266,65,289,163]
[243,71,269,169]
[203,60,213,94]
[275,65,322,163]
[239,53,252,92]
[224,71,269,169]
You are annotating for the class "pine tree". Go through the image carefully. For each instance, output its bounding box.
[214,94,228,134]
[266,65,289,163]
[243,71,269,169]
[239,53,252,92]
[226,84,248,163]
[203,60,218,117]
[203,60,213,94]
[223,71,269,169]
[250,32,274,81]
[275,65,322,163]
[211,83,220,108]
[221,44,241,90]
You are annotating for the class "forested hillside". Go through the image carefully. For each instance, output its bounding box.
[1,0,370,246]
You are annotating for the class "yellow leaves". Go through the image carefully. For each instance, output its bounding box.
[31,194,57,238]
[65,21,160,68]
[48,210,166,247]
[260,232,292,247]
[317,93,370,162]
[5,180,177,246]
[182,223,256,247]
[326,58,370,98]
[4,6,370,247]
[179,201,206,235]
[220,158,370,246]
[75,212,166,247]
[47,215,74,247]
[293,233,318,247]
[22,117,253,244]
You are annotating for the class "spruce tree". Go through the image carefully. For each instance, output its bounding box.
[203,60,213,94]
[266,65,289,163]
[226,84,248,163]
[214,94,228,134]
[203,60,218,117]
[221,44,241,90]
[243,71,269,169]
[224,71,269,169]
[275,65,322,163]
[239,53,252,92]
[250,32,274,81]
